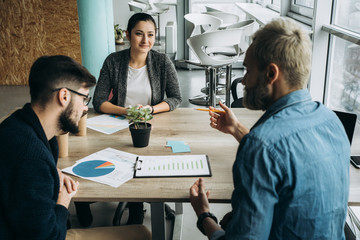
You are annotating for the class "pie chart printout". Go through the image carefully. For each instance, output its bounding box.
[72,160,115,177]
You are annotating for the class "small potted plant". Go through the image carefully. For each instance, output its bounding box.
[114,24,125,45]
[126,106,153,147]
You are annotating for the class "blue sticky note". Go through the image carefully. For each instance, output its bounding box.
[166,140,191,153]
[166,140,184,147]
[171,144,191,153]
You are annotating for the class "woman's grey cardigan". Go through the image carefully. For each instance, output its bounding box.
[93,48,182,113]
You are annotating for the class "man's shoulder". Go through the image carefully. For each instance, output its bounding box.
[249,103,337,143]
[0,113,43,157]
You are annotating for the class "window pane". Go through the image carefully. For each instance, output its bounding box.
[326,36,360,118]
[333,0,360,34]
[294,0,314,8]
[271,0,280,6]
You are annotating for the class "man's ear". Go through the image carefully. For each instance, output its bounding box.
[57,88,70,107]
[266,63,280,85]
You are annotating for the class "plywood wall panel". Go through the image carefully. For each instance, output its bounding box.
[0,0,81,85]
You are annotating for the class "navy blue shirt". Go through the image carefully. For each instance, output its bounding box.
[213,90,350,240]
[0,103,68,240]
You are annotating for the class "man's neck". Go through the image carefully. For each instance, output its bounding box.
[31,103,61,140]
[268,75,301,106]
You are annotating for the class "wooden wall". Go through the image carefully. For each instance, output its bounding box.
[0,0,81,85]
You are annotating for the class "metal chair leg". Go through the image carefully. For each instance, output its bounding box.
[113,202,128,226]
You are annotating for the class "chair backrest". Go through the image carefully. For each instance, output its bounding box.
[184,13,223,37]
[187,28,244,66]
[205,6,222,12]
[203,12,240,28]
[226,19,256,53]
[128,1,147,13]
[231,77,244,108]
[148,0,170,13]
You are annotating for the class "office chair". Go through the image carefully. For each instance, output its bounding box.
[184,13,223,37]
[205,5,222,12]
[128,1,147,13]
[230,77,244,108]
[186,28,244,106]
[203,11,240,29]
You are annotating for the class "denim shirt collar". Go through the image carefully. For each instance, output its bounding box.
[251,89,312,130]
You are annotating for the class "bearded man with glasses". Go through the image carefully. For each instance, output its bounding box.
[0,55,151,240]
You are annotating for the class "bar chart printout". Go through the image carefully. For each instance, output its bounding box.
[134,155,211,177]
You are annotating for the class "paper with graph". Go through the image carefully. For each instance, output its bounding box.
[62,148,137,187]
[134,154,211,178]
[87,114,129,134]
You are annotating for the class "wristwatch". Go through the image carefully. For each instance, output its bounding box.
[197,212,218,235]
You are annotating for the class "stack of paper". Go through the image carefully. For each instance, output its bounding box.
[87,114,129,134]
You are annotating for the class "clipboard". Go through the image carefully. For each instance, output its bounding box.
[134,154,212,178]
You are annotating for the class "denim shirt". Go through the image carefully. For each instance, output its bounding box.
[212,89,350,240]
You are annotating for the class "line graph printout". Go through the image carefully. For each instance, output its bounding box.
[87,114,129,134]
[134,155,211,178]
[62,148,137,187]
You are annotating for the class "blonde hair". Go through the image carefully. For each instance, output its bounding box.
[251,18,312,88]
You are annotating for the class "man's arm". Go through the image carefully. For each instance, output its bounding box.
[226,138,280,239]
[190,178,224,239]
[5,158,70,240]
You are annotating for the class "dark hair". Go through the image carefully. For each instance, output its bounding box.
[29,55,96,106]
[127,12,157,36]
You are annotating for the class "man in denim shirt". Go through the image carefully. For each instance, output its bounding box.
[190,18,350,239]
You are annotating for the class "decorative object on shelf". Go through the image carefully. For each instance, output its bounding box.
[126,106,153,147]
[114,24,125,45]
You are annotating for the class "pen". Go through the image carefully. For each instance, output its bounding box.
[196,108,225,113]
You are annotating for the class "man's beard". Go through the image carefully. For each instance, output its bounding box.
[243,74,271,111]
[59,102,79,134]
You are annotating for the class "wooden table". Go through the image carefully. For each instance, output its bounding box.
[4,107,358,237]
[58,108,262,203]
[57,108,262,239]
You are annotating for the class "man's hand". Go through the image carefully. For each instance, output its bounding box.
[57,168,78,194]
[209,102,239,135]
[190,178,210,217]
[209,101,250,142]
[57,168,79,208]
[57,181,79,208]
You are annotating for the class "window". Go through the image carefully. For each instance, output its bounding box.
[271,0,281,6]
[333,0,360,34]
[267,0,280,12]
[326,37,360,113]
[294,0,314,8]
[323,0,360,119]
[287,0,314,25]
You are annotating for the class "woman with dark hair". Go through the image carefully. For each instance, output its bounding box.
[93,12,181,115]
[76,13,181,227]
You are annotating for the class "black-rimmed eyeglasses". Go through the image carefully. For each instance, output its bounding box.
[52,87,91,106]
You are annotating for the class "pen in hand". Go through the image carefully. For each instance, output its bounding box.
[196,108,225,114]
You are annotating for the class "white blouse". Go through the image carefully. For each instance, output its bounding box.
[124,65,152,107]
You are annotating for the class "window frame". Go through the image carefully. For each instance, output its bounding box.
[266,0,280,13]
[290,0,314,18]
